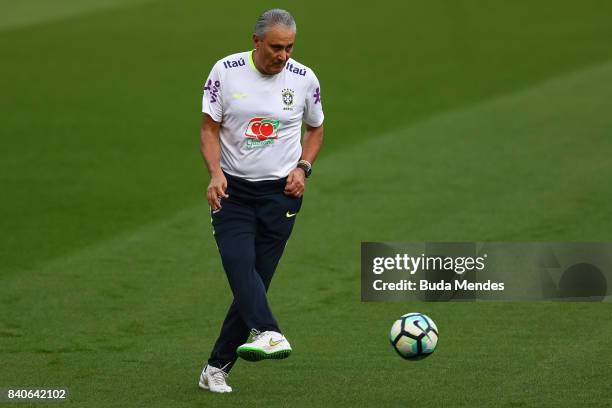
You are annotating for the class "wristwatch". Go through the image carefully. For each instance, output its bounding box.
[297,159,312,178]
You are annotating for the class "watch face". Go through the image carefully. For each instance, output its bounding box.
[298,163,311,177]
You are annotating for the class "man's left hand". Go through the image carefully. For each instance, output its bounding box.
[284,168,306,197]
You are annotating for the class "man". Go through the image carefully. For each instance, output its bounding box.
[197,9,325,394]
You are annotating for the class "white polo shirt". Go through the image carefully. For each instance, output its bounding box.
[202,50,324,181]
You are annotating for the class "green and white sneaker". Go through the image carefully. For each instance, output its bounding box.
[236,330,292,361]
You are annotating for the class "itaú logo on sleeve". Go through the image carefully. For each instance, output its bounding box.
[244,117,280,141]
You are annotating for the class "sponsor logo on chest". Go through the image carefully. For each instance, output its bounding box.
[243,117,280,150]
[285,62,306,76]
[223,58,246,69]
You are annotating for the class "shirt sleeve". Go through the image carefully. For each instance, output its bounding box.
[202,63,223,122]
[303,71,324,127]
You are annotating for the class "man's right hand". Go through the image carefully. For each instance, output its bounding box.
[207,172,229,210]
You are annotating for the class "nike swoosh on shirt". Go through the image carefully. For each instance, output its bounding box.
[286,211,297,218]
[232,93,248,100]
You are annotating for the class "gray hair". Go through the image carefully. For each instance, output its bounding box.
[254,9,296,38]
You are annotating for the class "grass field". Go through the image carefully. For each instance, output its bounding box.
[1,1,612,406]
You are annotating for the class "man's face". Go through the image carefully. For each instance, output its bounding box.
[253,26,295,75]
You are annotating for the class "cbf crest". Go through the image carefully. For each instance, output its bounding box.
[282,88,295,110]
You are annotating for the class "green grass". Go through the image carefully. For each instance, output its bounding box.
[0,0,153,30]
[1,0,612,406]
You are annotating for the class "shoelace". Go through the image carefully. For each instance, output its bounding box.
[210,370,228,386]
[250,328,262,341]
[210,363,231,386]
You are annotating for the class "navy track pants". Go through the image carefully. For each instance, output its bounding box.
[207,172,302,372]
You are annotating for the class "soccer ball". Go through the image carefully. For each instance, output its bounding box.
[389,313,438,359]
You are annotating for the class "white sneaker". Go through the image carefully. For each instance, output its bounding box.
[198,364,232,393]
[236,330,292,361]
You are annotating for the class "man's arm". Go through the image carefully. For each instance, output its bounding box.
[300,123,324,164]
[200,113,229,210]
[284,123,324,197]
